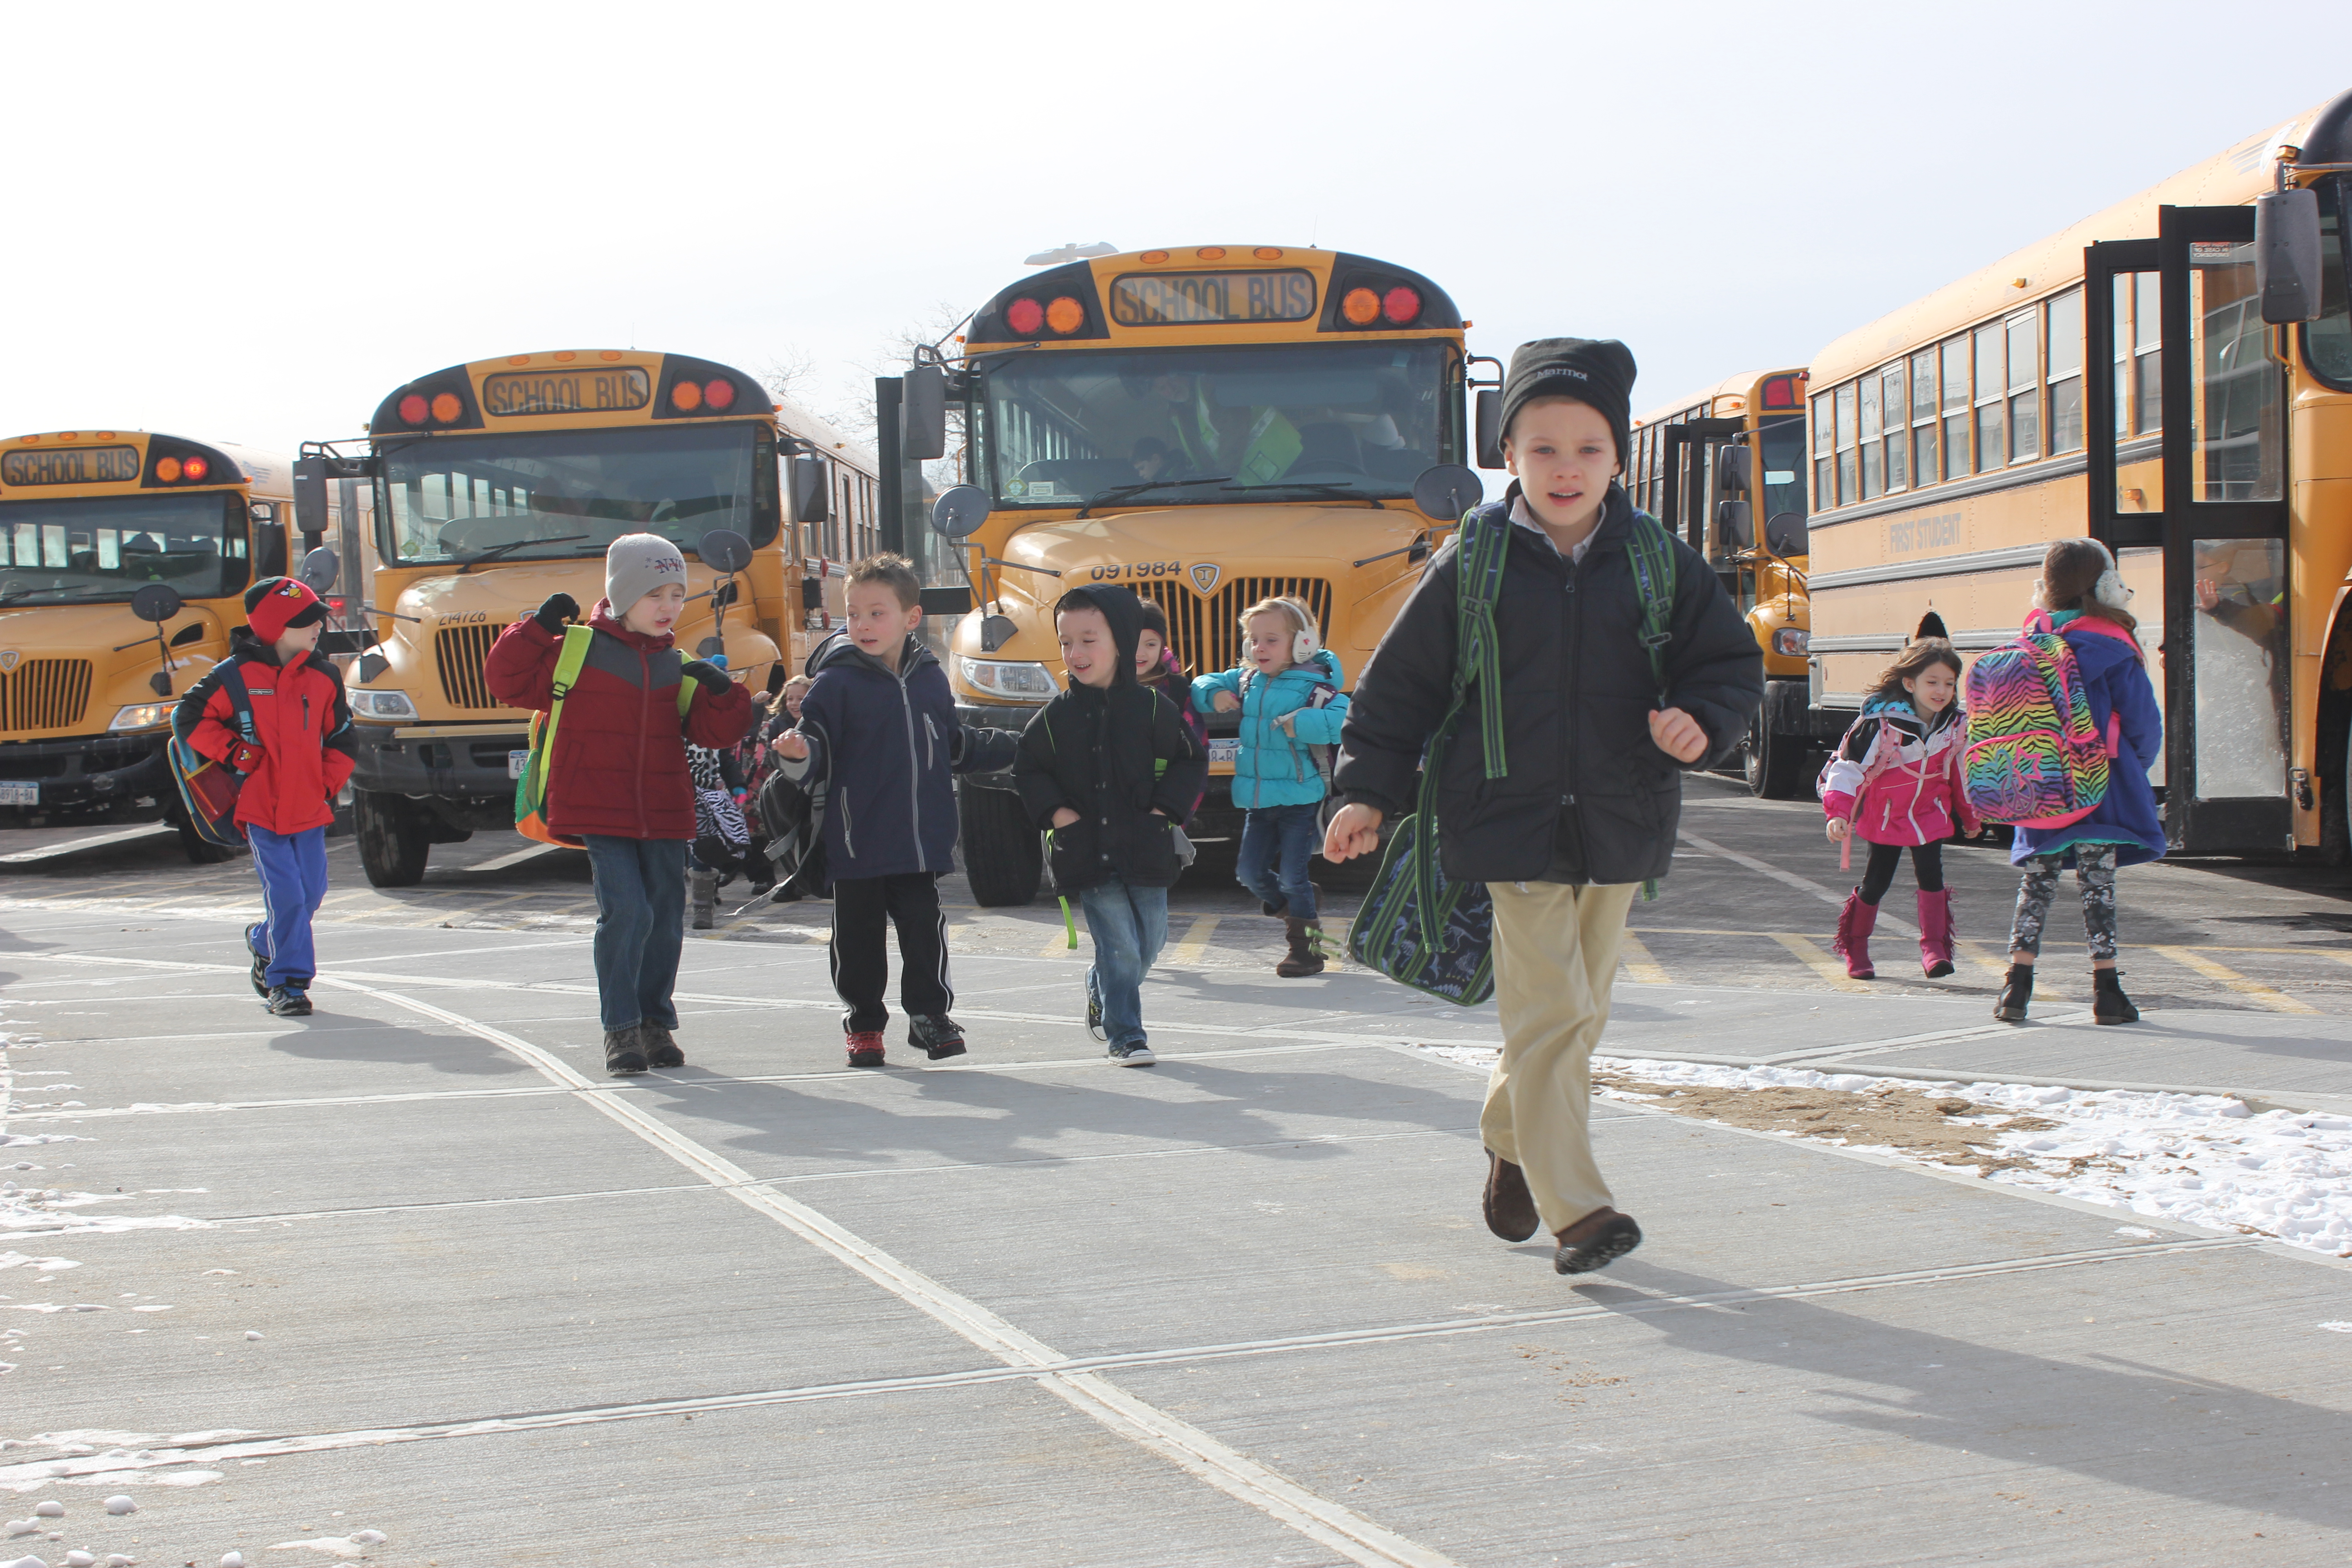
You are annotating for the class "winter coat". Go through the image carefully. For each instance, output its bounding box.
[1138,649,1207,814]
[1191,649,1349,810]
[2010,612,2165,867]
[483,600,753,841]
[779,628,1018,883]
[1334,481,1764,887]
[174,629,358,837]
[1818,696,1979,848]
[1015,589,1208,892]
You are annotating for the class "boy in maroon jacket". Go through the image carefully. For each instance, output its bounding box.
[485,534,752,1074]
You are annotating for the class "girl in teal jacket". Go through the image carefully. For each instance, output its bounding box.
[1193,597,1350,975]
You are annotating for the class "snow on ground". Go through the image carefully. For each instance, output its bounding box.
[1418,1044,2352,1258]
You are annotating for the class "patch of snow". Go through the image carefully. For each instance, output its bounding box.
[101,1498,132,1517]
[0,1260,74,1276]
[2319,1321,2352,1334]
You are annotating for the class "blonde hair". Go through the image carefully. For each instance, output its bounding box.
[783,674,813,695]
[1239,595,1316,642]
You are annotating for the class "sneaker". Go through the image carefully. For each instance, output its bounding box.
[846,1030,887,1068]
[604,1026,648,1075]
[264,985,312,1018]
[908,1014,967,1061]
[1084,992,1107,1042]
[1107,1040,1156,1066]
[642,1024,685,1069]
[245,924,272,998]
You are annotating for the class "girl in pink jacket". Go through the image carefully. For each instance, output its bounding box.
[1818,639,1978,979]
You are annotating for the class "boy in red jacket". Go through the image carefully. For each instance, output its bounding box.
[484,534,753,1075]
[173,577,357,1017]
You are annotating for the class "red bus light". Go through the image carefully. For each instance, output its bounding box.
[430,392,463,424]
[1005,297,1045,336]
[398,394,428,425]
[181,455,209,481]
[1045,296,1085,334]
[703,378,736,411]
[1762,376,1796,408]
[1341,287,1381,326]
[671,380,704,412]
[1382,286,1421,325]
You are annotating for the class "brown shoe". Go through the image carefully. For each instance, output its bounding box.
[1554,1206,1642,1275]
[1275,917,1326,977]
[1481,1151,1540,1242]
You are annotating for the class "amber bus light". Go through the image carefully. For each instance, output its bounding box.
[671,380,703,412]
[1044,297,1085,335]
[154,457,181,481]
[1341,288,1382,326]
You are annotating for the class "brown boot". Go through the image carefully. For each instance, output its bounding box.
[1554,1206,1643,1275]
[1482,1151,1540,1242]
[1275,917,1325,977]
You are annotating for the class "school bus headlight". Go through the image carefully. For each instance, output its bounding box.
[349,689,420,721]
[1773,628,1809,657]
[959,657,1057,699]
[108,702,174,732]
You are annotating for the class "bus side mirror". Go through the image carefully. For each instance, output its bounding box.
[920,586,974,617]
[901,365,948,461]
[932,484,991,540]
[1717,444,1753,495]
[790,454,830,523]
[292,457,330,539]
[253,515,288,579]
[2255,186,2323,323]
[1474,389,1505,470]
[1411,463,1482,522]
[299,546,339,593]
[1766,511,1809,556]
[1715,500,1753,554]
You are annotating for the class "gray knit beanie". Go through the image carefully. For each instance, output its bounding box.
[605,533,687,617]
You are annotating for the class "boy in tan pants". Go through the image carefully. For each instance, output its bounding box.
[1326,338,1762,1275]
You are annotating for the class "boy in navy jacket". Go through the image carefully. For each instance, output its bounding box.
[772,555,1016,1066]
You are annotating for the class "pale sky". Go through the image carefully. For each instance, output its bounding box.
[2,2,2342,479]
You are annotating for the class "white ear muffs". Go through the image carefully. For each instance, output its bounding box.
[2093,568,2134,609]
[1286,599,1321,664]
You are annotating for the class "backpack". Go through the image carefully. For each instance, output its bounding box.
[1961,610,2116,828]
[754,749,828,893]
[513,625,696,847]
[1346,505,1680,1003]
[167,658,258,848]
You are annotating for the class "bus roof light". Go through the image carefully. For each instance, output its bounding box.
[671,380,704,412]
[1341,287,1381,326]
[703,377,736,411]
[1044,296,1085,335]
[1382,286,1421,325]
[398,394,428,425]
[154,457,182,482]
[1004,296,1046,336]
[430,392,463,424]
[181,455,209,482]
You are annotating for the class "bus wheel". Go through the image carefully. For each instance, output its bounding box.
[353,787,431,887]
[1744,716,1805,799]
[958,782,1040,907]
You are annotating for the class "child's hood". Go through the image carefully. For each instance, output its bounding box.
[806,626,938,683]
[225,625,314,674]
[1057,583,1145,686]
[2058,618,2145,678]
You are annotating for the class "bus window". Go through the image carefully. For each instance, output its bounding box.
[1757,416,1806,540]
[2047,289,2084,455]
[1974,323,2006,470]
[2192,536,2289,799]
[2006,311,2041,462]
[2190,241,2284,502]
[1940,336,1972,478]
[1909,348,1939,485]
[2309,179,2352,388]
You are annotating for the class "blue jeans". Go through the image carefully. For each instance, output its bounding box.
[247,824,328,990]
[584,835,687,1032]
[1079,878,1168,1050]
[1238,803,1321,920]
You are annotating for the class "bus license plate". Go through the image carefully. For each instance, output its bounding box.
[509,750,530,779]
[0,781,36,805]
[1207,739,1240,768]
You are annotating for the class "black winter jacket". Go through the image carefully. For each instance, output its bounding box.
[1333,482,1763,887]
[1012,584,1208,892]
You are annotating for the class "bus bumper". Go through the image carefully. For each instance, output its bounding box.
[351,724,530,832]
[0,731,172,822]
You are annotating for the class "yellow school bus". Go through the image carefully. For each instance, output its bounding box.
[1628,368,1818,795]
[1804,87,2352,856]
[0,430,299,859]
[313,350,875,886]
[891,244,1484,904]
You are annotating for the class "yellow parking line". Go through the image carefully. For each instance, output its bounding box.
[1769,931,1872,993]
[2150,946,2318,1014]
[1165,916,1220,968]
[1617,931,1670,985]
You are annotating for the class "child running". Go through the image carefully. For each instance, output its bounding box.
[1015,585,1207,1063]
[175,576,357,1018]
[1820,638,1977,979]
[485,534,753,1075]
[769,554,1016,1067]
[1194,597,1348,976]
[1996,539,2164,1025]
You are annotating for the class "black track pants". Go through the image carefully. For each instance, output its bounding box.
[829,872,952,1033]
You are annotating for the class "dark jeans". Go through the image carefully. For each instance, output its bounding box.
[584,835,687,1032]
[1858,839,1943,905]
[1238,802,1322,920]
[1080,877,1169,1049]
[831,871,951,1033]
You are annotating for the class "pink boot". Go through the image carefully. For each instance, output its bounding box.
[1916,888,1956,978]
[1833,889,1877,979]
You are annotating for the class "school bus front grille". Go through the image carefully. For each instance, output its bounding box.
[0,659,93,733]
[1135,577,1334,682]
[433,624,504,710]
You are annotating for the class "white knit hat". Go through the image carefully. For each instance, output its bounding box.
[605,533,687,616]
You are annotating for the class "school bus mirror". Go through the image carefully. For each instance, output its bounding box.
[696,528,754,575]
[253,518,288,580]
[2254,186,2323,323]
[299,546,340,593]
[932,484,992,540]
[292,457,330,539]
[131,583,183,623]
[789,454,831,524]
[1715,500,1753,554]
[920,586,975,618]
[1474,389,1505,470]
[1717,444,1754,495]
[1765,511,1809,557]
[901,365,949,461]
[1411,463,1483,522]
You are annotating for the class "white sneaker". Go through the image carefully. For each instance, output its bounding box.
[1107,1041,1156,1066]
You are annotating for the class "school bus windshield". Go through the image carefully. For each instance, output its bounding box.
[1757,415,1808,538]
[977,341,1454,509]
[379,423,774,567]
[0,491,248,608]
[2308,177,2352,391]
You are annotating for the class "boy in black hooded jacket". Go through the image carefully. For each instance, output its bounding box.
[1014,585,1207,1064]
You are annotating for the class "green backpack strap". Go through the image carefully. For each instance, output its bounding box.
[548,624,595,721]
[1405,509,1516,951]
[1624,508,1678,701]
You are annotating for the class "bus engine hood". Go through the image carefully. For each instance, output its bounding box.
[0,602,230,739]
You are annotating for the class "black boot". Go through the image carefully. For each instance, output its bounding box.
[604,1025,649,1075]
[1994,963,2034,1023]
[2092,969,2139,1024]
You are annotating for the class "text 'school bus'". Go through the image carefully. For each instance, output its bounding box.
[304,350,877,887]
[0,431,301,860]
[1628,369,1818,798]
[1802,87,2352,857]
[884,244,1489,906]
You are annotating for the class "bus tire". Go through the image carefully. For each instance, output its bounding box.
[353,787,432,887]
[958,782,1040,907]
[1744,715,1805,799]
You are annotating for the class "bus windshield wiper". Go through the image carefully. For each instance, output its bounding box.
[1220,482,1387,508]
[0,583,116,603]
[453,534,590,573]
[1075,476,1234,519]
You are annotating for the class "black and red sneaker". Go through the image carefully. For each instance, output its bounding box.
[908,1014,967,1061]
[845,1031,887,1068]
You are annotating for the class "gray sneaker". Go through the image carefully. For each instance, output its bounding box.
[1084,991,1107,1042]
[1107,1040,1156,1066]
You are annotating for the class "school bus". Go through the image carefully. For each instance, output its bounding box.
[1803,87,2352,857]
[0,430,302,859]
[1628,368,1818,796]
[309,350,876,887]
[888,244,1485,905]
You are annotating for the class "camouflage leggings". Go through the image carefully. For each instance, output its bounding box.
[2008,843,2120,962]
